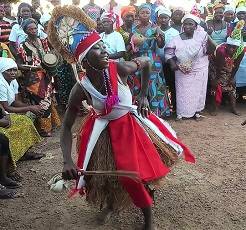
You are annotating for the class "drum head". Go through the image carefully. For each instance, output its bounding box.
[43,53,58,66]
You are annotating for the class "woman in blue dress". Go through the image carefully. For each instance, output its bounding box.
[129,3,171,118]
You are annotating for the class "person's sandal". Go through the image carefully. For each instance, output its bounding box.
[0,178,21,189]
[0,184,17,199]
[175,115,183,122]
[8,172,23,182]
[20,151,45,161]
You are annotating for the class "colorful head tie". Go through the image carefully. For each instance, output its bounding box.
[138,3,152,12]
[100,12,117,23]
[190,6,201,18]
[48,5,101,63]
[121,6,136,18]
[213,3,225,11]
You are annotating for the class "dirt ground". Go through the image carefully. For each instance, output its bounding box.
[1,106,246,230]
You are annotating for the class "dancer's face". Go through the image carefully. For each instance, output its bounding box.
[86,41,109,70]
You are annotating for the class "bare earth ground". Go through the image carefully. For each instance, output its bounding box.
[1,106,246,230]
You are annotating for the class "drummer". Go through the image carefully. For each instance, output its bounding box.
[16,18,61,137]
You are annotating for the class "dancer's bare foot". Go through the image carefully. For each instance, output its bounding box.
[96,207,113,225]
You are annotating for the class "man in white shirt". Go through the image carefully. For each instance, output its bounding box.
[100,12,126,61]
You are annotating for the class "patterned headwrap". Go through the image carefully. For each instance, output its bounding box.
[100,12,117,23]
[181,13,201,25]
[121,6,136,18]
[213,3,225,11]
[21,18,38,33]
[0,4,4,10]
[227,20,245,46]
[138,3,152,12]
[156,6,172,17]
[48,5,101,63]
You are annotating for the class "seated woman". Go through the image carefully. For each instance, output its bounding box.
[17,18,61,137]
[0,57,43,168]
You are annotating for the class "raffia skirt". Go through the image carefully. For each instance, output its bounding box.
[77,114,179,210]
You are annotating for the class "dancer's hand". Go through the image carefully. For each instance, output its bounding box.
[62,161,78,180]
[137,95,150,118]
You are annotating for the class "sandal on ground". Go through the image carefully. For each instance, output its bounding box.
[175,115,183,121]
[21,151,45,161]
[194,113,205,121]
[231,109,240,116]
[0,184,17,199]
[8,172,23,182]
[0,178,21,189]
[39,132,52,137]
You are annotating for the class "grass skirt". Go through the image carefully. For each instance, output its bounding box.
[78,114,179,210]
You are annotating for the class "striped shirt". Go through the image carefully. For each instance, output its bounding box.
[0,20,12,45]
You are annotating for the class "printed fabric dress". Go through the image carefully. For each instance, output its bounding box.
[0,77,41,168]
[18,38,61,135]
[118,26,133,61]
[128,25,171,118]
[72,61,195,210]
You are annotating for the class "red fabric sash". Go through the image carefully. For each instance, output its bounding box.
[108,113,170,182]
[108,61,118,97]
[148,114,195,163]
[215,84,222,106]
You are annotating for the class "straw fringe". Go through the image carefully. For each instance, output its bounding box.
[77,113,179,210]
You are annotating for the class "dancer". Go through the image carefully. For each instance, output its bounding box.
[48,6,195,230]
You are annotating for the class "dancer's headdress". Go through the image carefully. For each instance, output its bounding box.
[48,5,101,64]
